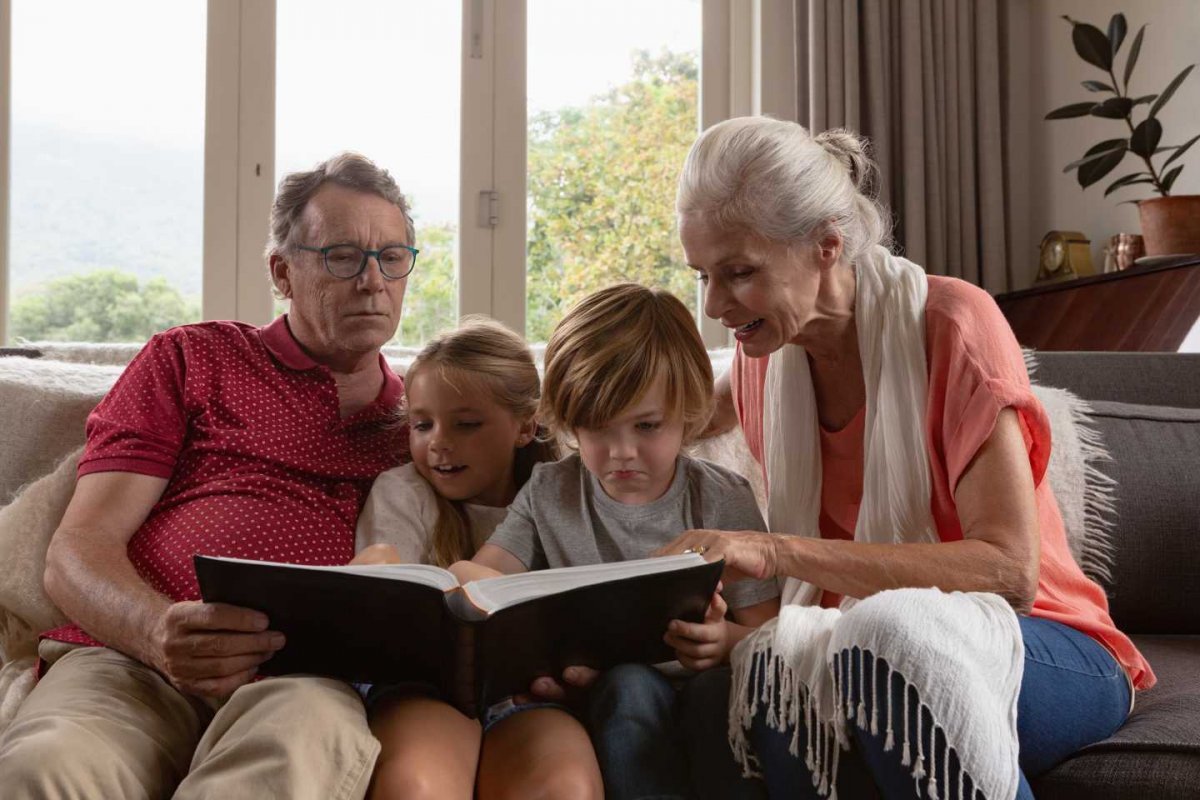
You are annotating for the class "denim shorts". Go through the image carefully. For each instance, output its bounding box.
[356,682,567,733]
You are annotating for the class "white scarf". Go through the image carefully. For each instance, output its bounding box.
[729,246,1024,800]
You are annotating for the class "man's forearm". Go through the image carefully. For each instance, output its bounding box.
[44,528,172,668]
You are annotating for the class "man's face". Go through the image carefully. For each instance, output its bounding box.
[274,184,411,363]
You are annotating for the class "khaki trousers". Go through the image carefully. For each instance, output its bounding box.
[0,641,379,799]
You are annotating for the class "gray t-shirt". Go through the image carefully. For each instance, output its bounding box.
[486,453,780,610]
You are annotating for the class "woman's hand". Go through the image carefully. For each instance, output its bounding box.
[664,590,731,671]
[656,529,780,583]
[350,544,403,565]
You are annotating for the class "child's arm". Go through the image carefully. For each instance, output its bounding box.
[349,543,404,565]
[470,543,528,575]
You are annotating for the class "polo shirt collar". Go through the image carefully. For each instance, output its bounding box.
[261,315,405,411]
[261,315,318,371]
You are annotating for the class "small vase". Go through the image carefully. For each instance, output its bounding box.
[1138,195,1200,255]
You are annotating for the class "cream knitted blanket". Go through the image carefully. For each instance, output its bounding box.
[728,246,1024,800]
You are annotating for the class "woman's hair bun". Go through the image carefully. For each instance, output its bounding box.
[814,128,873,192]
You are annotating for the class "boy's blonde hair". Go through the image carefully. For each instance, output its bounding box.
[541,283,714,443]
[406,316,559,567]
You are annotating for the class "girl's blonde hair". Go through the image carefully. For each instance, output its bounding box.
[406,316,558,567]
[541,283,713,443]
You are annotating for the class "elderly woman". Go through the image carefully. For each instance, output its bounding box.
[662,117,1154,800]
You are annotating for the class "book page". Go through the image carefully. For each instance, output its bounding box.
[461,553,707,614]
[199,556,460,591]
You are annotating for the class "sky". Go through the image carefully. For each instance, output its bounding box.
[12,0,700,227]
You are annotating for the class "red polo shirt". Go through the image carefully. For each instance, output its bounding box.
[42,316,409,649]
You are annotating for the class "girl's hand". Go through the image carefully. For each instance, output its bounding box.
[664,590,730,671]
[656,529,780,583]
[519,665,600,704]
[350,544,403,565]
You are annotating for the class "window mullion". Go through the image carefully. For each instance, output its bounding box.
[0,0,12,344]
[235,0,275,325]
[489,0,527,336]
[203,0,241,323]
[458,0,497,321]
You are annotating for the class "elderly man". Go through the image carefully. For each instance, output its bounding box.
[0,153,415,799]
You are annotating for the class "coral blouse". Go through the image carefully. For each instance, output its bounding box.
[729,275,1154,690]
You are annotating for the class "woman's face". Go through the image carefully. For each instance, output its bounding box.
[679,213,823,359]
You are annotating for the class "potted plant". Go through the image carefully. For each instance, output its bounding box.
[1046,13,1199,255]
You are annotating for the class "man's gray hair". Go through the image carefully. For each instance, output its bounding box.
[266,152,415,258]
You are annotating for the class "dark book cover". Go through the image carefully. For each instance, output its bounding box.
[194,555,723,717]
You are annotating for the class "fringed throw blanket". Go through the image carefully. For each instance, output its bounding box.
[729,246,1025,800]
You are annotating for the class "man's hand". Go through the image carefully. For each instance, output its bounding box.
[656,529,780,583]
[148,601,285,700]
[664,590,731,671]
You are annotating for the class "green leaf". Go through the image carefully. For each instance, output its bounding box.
[1150,64,1195,118]
[1090,97,1134,118]
[1104,173,1155,197]
[1130,118,1163,157]
[1081,80,1115,93]
[1162,164,1184,193]
[1062,140,1127,172]
[1078,147,1127,188]
[1163,134,1200,169]
[1124,25,1146,87]
[1045,102,1099,120]
[1069,21,1113,71]
[1108,14,1127,58]
[1130,94,1157,106]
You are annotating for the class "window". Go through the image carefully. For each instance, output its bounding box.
[524,0,701,342]
[6,0,206,343]
[275,0,461,346]
[1,1,760,347]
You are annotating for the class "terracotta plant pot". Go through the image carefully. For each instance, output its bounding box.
[1138,195,1200,255]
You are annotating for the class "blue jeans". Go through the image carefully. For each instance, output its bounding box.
[682,616,1131,800]
[587,663,692,800]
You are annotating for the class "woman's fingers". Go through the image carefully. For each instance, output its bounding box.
[562,665,600,688]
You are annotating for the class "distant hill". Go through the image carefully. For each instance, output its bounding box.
[9,121,204,298]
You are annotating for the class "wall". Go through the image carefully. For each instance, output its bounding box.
[1017,0,1200,286]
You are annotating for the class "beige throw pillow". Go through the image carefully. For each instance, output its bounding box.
[0,447,80,665]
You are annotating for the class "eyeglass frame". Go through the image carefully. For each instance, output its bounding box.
[294,242,420,280]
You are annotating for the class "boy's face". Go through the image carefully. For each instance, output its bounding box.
[575,377,684,505]
[407,368,533,507]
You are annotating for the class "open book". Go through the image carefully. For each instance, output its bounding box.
[194,553,722,717]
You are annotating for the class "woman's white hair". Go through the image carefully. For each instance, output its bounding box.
[676,117,891,264]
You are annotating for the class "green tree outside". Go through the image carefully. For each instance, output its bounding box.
[396,222,456,345]
[526,49,699,342]
[11,269,199,342]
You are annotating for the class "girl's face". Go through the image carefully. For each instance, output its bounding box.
[407,367,535,507]
[575,377,684,505]
[679,213,824,359]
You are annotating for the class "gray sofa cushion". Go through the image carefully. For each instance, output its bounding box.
[1033,352,1200,408]
[1033,636,1200,799]
[1087,401,1200,635]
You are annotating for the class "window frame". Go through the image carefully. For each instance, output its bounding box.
[0,0,789,348]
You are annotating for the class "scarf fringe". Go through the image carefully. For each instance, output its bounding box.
[733,643,986,800]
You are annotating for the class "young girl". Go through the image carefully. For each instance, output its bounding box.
[456,284,781,800]
[350,317,603,800]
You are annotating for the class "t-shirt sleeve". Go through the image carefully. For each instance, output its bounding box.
[483,478,546,570]
[77,330,191,480]
[355,467,434,564]
[704,468,781,609]
[928,283,1052,495]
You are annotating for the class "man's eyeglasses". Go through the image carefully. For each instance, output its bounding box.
[295,243,419,280]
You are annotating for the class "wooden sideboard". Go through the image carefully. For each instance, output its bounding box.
[995,258,1200,351]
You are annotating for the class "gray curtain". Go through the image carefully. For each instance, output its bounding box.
[794,0,1014,293]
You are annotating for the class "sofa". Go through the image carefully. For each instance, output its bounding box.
[0,347,1197,798]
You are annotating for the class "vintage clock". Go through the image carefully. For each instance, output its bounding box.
[1036,230,1095,283]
